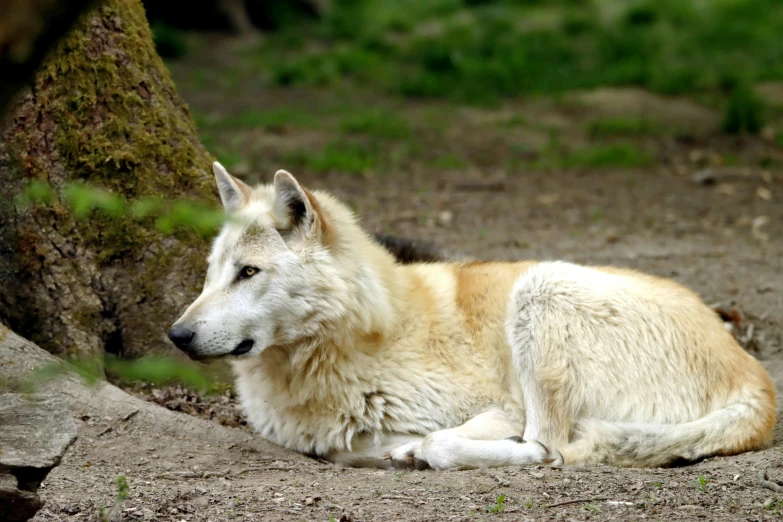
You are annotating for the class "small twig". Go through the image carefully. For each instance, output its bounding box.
[97,426,112,437]
[203,469,232,478]
[156,468,227,479]
[379,495,416,501]
[234,462,283,475]
[489,473,510,487]
[156,464,301,480]
[157,471,205,479]
[485,472,510,491]
[235,467,283,475]
[121,409,139,422]
[755,470,783,493]
[546,497,608,508]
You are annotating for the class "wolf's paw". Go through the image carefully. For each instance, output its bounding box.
[506,437,563,466]
[544,446,564,466]
[385,440,430,470]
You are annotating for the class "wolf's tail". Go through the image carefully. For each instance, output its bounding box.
[562,387,776,467]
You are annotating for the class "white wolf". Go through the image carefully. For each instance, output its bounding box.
[169,162,776,470]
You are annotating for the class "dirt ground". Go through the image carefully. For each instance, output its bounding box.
[31,37,783,521]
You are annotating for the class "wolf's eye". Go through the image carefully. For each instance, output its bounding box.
[238,266,259,280]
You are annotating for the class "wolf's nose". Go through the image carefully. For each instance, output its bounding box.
[167,326,195,350]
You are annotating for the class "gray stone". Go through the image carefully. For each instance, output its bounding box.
[0,393,77,522]
[0,473,41,522]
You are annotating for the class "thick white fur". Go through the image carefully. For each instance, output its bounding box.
[171,162,776,470]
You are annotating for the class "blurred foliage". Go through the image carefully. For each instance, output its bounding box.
[151,21,190,59]
[237,0,783,105]
[21,352,216,395]
[143,0,323,34]
[105,354,214,393]
[722,80,766,135]
[16,180,226,237]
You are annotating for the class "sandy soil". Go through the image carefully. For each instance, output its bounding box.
[30,37,783,521]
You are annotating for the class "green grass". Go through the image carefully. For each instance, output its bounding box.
[115,476,130,503]
[339,108,412,139]
[536,142,654,170]
[764,498,783,513]
[151,21,189,59]
[564,143,654,169]
[250,0,783,106]
[290,140,380,175]
[582,502,600,513]
[486,493,506,514]
[722,81,766,134]
[501,114,529,127]
[194,108,320,132]
[430,153,468,169]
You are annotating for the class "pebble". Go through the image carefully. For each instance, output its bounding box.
[437,210,453,227]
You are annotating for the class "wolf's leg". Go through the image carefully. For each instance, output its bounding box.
[505,261,777,467]
[506,264,590,451]
[326,434,425,469]
[513,342,574,451]
[392,410,563,470]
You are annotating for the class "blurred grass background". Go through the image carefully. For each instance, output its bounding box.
[150,0,779,115]
[141,0,783,180]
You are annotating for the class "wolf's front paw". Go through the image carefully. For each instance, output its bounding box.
[544,446,564,466]
[384,440,430,470]
[506,437,563,466]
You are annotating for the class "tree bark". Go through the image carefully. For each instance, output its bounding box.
[0,0,216,358]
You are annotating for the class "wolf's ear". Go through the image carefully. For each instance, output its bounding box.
[273,170,314,230]
[214,161,252,212]
[272,170,332,243]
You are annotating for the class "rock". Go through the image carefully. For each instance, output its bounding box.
[0,474,41,522]
[0,393,77,521]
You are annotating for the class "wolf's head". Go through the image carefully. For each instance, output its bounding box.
[168,162,395,360]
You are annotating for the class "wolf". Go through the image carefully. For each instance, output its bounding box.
[168,161,776,470]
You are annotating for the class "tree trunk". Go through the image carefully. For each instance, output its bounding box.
[0,0,215,358]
